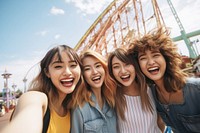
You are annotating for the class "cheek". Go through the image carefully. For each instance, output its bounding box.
[83,71,90,80]
[139,63,148,75]
[75,68,81,79]
[49,70,60,78]
[139,61,146,70]
[101,68,105,76]
[112,69,118,77]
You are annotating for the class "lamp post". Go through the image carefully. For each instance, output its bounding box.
[1,69,12,110]
[12,83,17,99]
[23,63,39,93]
[23,78,27,93]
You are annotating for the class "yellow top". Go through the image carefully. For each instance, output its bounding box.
[47,109,70,133]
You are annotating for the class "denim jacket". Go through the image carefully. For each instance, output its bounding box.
[151,78,200,133]
[71,93,117,133]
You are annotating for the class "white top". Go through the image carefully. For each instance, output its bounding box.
[118,87,161,133]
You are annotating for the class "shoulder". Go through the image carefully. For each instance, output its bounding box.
[19,91,47,104]
[17,91,48,112]
[185,78,200,87]
[184,78,200,95]
[73,102,91,114]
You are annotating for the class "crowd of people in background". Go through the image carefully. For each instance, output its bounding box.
[0,27,200,133]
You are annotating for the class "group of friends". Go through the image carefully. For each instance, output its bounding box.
[1,27,200,133]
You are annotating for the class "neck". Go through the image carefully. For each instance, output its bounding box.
[154,78,166,93]
[51,93,67,116]
[92,87,103,109]
[123,82,139,96]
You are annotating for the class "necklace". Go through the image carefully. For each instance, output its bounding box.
[157,88,172,105]
[157,89,172,112]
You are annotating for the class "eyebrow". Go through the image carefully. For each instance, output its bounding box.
[83,61,101,68]
[138,53,145,58]
[112,62,120,66]
[69,60,77,64]
[52,60,62,65]
[151,51,160,54]
[51,60,77,65]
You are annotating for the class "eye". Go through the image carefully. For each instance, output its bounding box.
[84,67,90,71]
[70,62,78,68]
[125,63,131,67]
[96,64,102,68]
[112,65,119,69]
[139,56,147,61]
[153,53,161,57]
[54,65,62,69]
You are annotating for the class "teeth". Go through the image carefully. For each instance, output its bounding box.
[121,75,129,78]
[148,67,158,71]
[92,76,100,80]
[61,79,73,82]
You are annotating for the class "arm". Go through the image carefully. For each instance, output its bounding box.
[71,107,84,133]
[157,113,166,133]
[1,91,48,133]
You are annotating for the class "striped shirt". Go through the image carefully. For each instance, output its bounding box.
[118,88,161,133]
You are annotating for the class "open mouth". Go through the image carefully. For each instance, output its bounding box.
[92,76,101,82]
[148,67,159,74]
[60,78,74,87]
[120,74,130,81]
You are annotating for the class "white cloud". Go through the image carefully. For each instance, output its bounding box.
[65,0,113,15]
[54,34,61,39]
[36,30,48,36]
[50,6,65,15]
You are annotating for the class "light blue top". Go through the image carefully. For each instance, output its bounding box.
[71,93,117,133]
[151,78,200,133]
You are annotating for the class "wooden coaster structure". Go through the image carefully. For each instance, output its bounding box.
[74,0,166,56]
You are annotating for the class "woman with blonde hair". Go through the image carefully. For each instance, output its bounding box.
[129,27,200,133]
[71,50,117,133]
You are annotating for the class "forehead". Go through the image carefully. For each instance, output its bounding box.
[138,49,160,55]
[52,51,75,62]
[112,56,123,64]
[82,56,99,66]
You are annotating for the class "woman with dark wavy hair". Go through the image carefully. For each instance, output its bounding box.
[128,27,200,133]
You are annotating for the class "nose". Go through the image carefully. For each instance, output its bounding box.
[147,57,155,66]
[120,66,127,73]
[91,67,98,75]
[63,67,72,76]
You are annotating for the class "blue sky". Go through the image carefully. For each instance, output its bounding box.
[0,0,200,92]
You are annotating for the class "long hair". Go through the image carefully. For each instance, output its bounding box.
[28,45,85,111]
[128,27,187,92]
[108,48,152,120]
[75,49,116,108]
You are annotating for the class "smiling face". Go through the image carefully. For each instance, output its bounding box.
[112,56,136,87]
[46,51,81,96]
[138,49,166,84]
[82,56,105,90]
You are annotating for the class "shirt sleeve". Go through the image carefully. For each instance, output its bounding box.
[71,107,84,133]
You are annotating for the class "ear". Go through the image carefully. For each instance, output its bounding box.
[44,68,50,78]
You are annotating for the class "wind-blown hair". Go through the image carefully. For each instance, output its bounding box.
[28,45,84,110]
[128,27,188,92]
[107,48,152,120]
[74,49,116,108]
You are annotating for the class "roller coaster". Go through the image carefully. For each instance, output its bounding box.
[74,0,199,58]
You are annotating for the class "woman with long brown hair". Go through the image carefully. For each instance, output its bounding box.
[1,45,84,133]
[108,48,164,133]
